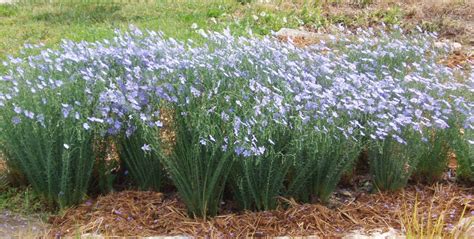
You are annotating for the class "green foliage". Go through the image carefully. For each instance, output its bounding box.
[31,3,124,24]
[145,108,234,219]
[118,127,162,191]
[0,66,97,208]
[449,127,474,183]
[0,187,50,217]
[89,138,119,194]
[300,6,327,28]
[287,126,361,202]
[453,134,474,183]
[206,6,227,18]
[1,120,95,208]
[230,127,293,211]
[0,4,18,17]
[330,6,403,27]
[372,7,403,25]
[231,153,291,211]
[412,131,449,184]
[369,135,419,192]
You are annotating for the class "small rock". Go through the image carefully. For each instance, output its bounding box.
[339,189,353,197]
[81,233,105,239]
[343,228,404,239]
[144,237,192,239]
[434,40,463,52]
[275,237,319,239]
[273,28,336,44]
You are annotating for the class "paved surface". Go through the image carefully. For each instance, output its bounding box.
[0,210,46,238]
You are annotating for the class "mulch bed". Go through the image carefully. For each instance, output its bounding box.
[49,182,473,237]
[441,51,474,69]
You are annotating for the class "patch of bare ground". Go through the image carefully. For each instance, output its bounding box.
[49,182,473,238]
[401,0,474,45]
[258,0,474,46]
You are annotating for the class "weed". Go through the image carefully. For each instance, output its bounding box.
[0,187,50,219]
[399,191,473,238]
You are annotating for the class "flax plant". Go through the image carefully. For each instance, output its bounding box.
[0,77,97,208]
[412,130,450,183]
[288,124,362,202]
[118,125,162,191]
[230,125,294,211]
[146,106,234,219]
[1,26,472,215]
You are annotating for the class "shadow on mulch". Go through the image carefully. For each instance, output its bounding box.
[49,182,473,237]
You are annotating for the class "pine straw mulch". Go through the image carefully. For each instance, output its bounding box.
[49,182,473,237]
[440,51,474,69]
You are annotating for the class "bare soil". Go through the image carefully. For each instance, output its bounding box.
[266,0,474,46]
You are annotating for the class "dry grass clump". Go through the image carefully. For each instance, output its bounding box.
[399,184,473,238]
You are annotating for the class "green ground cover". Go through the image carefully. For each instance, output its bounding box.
[0,0,407,59]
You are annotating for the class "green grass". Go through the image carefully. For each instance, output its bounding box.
[0,0,407,60]
[0,1,236,57]
[0,186,51,220]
